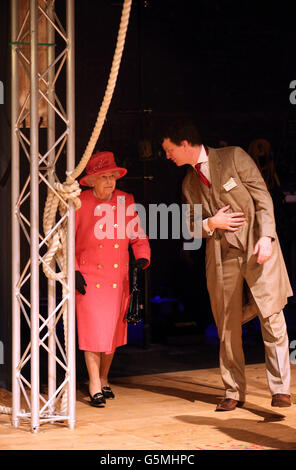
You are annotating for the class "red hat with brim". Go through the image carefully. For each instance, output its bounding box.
[80,151,127,187]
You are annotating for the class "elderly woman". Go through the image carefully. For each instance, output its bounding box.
[75,151,150,407]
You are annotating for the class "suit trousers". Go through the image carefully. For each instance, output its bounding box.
[219,241,291,401]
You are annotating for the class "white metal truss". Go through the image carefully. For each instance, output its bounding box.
[11,0,76,432]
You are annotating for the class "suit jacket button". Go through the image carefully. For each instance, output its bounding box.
[97,264,102,269]
[114,243,119,248]
[96,283,101,288]
[112,283,117,288]
[114,264,118,268]
[99,244,104,248]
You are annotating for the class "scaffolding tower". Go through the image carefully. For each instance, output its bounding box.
[11,0,76,432]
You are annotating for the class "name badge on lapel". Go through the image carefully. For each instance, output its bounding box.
[223,177,237,192]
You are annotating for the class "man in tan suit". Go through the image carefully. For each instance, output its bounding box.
[162,121,293,411]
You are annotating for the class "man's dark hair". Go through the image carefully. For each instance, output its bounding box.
[162,119,203,146]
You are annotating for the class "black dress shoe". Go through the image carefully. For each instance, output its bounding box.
[88,391,106,407]
[102,386,115,399]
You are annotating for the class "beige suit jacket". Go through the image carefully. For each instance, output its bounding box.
[182,146,293,338]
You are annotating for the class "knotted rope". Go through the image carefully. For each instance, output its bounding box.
[66,0,133,184]
[1,0,132,418]
[43,0,133,415]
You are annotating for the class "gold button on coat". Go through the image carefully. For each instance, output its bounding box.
[112,283,117,288]
[114,264,118,268]
[96,283,100,288]
[97,264,102,269]
[99,244,104,248]
[114,244,119,248]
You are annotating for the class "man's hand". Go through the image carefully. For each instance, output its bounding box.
[208,205,246,232]
[253,236,273,264]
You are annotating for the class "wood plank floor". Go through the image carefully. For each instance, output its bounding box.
[0,363,296,450]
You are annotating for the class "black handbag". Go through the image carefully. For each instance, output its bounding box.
[126,266,143,325]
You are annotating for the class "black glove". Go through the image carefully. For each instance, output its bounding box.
[135,258,148,270]
[75,270,87,295]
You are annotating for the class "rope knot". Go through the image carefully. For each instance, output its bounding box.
[54,180,82,210]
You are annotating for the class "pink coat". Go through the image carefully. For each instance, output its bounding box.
[75,188,151,353]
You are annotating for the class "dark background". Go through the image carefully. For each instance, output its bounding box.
[0,0,296,388]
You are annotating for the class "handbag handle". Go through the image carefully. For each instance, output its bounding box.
[132,266,138,289]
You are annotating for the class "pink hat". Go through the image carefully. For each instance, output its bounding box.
[80,151,127,186]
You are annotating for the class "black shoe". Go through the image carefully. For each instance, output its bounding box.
[88,391,106,407]
[102,386,115,399]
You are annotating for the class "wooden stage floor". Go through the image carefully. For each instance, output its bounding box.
[0,362,296,451]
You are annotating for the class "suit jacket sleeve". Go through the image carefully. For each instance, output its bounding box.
[234,147,277,239]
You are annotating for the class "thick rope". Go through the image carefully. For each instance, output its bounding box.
[1,0,133,418]
[56,0,132,414]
